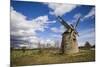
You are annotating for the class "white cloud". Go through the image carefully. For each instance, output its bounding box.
[51,26,66,33]
[82,7,95,21]
[70,7,95,23]
[11,7,56,36]
[11,7,56,48]
[69,13,82,25]
[73,13,81,19]
[45,3,78,16]
[51,27,61,33]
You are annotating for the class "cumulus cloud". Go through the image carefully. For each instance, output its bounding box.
[45,3,78,16]
[82,7,95,21]
[51,27,61,33]
[51,26,66,33]
[11,7,56,48]
[11,7,48,36]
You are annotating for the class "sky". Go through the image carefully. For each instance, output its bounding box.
[11,0,95,48]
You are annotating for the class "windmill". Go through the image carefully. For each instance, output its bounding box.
[57,16,81,54]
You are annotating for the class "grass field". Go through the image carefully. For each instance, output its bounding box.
[11,48,95,66]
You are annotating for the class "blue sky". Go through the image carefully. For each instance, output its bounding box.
[11,0,95,48]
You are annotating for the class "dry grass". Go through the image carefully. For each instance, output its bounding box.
[11,48,95,66]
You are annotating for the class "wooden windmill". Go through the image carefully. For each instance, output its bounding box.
[57,16,81,54]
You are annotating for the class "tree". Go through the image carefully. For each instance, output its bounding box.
[84,41,91,48]
[92,44,95,48]
[55,40,59,48]
[22,46,26,53]
[38,41,42,53]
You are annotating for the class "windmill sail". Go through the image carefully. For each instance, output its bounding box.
[74,17,81,29]
[57,16,71,30]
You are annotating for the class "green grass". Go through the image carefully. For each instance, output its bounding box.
[11,48,95,66]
